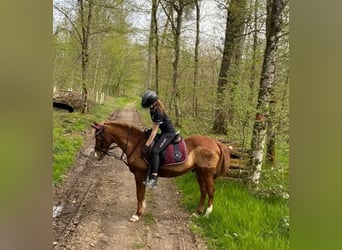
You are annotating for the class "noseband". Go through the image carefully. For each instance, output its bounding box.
[95,127,110,155]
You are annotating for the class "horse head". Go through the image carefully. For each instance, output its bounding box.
[91,122,111,161]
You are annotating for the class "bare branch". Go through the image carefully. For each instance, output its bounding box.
[54,26,82,43]
[159,0,177,34]
[277,31,289,39]
[89,29,111,35]
[53,4,82,44]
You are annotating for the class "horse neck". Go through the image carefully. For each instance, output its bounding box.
[106,122,144,154]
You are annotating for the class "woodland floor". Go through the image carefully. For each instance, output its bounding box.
[53,103,208,250]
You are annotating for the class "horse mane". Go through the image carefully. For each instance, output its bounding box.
[103,121,145,137]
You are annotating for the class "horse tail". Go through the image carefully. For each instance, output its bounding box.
[214,141,231,179]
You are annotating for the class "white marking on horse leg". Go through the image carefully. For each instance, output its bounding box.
[205,205,213,217]
[129,214,140,222]
[94,152,98,159]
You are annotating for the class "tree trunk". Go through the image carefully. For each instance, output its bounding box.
[92,52,101,93]
[213,0,247,134]
[192,0,200,117]
[79,0,93,113]
[170,3,183,127]
[249,0,286,184]
[228,21,246,125]
[266,99,276,165]
[278,71,289,130]
[248,0,260,105]
[153,0,160,94]
[147,0,158,91]
[146,8,154,90]
[268,68,289,162]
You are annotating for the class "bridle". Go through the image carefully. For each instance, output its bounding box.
[95,125,133,166]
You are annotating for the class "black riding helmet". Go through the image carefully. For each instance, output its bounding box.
[141,90,158,108]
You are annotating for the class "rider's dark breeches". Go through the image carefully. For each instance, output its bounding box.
[150,133,174,174]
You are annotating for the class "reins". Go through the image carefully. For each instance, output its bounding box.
[104,126,132,166]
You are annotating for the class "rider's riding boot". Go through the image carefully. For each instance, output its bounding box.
[142,177,149,186]
[144,175,157,187]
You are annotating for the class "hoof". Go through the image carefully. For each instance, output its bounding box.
[129,214,140,222]
[191,212,199,218]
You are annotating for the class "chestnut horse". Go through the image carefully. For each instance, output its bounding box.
[91,121,230,222]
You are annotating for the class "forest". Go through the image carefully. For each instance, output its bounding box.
[53,0,289,202]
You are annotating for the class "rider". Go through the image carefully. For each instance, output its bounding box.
[141,90,177,187]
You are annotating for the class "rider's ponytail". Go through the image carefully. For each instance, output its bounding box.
[154,100,166,115]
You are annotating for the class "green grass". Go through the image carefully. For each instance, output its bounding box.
[174,173,289,250]
[143,211,156,226]
[53,96,133,185]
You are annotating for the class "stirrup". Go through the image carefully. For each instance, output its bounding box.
[144,177,157,188]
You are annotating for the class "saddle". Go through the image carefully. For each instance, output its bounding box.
[143,130,187,167]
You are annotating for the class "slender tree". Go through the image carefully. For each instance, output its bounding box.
[248,0,261,104]
[153,0,160,93]
[160,0,192,126]
[266,98,276,164]
[170,0,183,127]
[213,0,247,134]
[192,0,200,117]
[249,0,287,184]
[79,0,93,113]
[54,0,94,113]
[266,5,289,165]
[147,0,158,91]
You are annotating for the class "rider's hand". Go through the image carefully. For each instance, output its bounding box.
[141,145,150,158]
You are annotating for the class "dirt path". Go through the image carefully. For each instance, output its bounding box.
[53,104,208,250]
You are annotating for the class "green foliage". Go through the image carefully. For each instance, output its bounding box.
[174,174,289,249]
[250,145,289,201]
[100,35,146,97]
[53,116,83,184]
[143,211,156,226]
[180,117,214,137]
[53,30,81,90]
[53,0,145,96]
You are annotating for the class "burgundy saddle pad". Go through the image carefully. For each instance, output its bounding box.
[144,139,187,167]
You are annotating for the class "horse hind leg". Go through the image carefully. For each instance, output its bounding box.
[193,170,207,216]
[204,175,215,217]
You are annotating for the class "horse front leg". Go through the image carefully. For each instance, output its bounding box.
[129,172,146,222]
[193,170,207,217]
